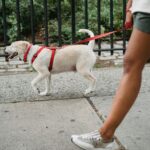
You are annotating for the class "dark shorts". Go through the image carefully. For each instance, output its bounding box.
[133,12,150,34]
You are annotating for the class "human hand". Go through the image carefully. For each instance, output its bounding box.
[125,10,133,29]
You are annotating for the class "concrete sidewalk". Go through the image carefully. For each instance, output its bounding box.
[91,93,150,150]
[0,98,103,150]
[0,67,150,150]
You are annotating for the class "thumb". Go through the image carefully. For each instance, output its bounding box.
[125,21,133,29]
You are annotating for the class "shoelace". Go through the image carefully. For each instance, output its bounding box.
[79,131,101,142]
[80,130,99,137]
[78,131,114,148]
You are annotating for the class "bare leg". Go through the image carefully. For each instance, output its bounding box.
[99,28,150,140]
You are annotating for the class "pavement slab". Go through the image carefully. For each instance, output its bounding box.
[91,93,150,150]
[0,98,102,150]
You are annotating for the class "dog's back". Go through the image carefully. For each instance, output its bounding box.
[52,45,96,73]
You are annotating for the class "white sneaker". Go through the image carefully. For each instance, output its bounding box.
[71,130,115,150]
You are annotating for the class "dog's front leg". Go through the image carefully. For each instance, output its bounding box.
[39,75,51,96]
[31,74,44,94]
[31,73,50,95]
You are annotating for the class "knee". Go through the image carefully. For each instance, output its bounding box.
[123,56,143,74]
[123,56,134,74]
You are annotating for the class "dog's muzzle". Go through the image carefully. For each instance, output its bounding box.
[7,52,18,59]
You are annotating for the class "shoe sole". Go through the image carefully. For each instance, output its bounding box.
[71,137,90,150]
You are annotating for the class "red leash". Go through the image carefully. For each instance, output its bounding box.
[75,25,133,44]
[75,31,117,44]
[43,26,130,47]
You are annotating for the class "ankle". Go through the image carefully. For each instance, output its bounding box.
[99,126,115,141]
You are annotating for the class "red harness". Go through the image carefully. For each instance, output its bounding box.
[23,45,56,71]
[24,44,32,62]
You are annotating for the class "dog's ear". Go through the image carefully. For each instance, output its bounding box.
[13,41,30,54]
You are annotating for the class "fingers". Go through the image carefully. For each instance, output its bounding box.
[125,21,133,29]
[125,11,133,29]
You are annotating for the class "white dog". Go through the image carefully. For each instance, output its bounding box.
[5,29,96,96]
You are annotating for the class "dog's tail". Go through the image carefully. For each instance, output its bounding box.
[78,29,95,49]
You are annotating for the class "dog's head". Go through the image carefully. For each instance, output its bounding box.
[5,41,30,60]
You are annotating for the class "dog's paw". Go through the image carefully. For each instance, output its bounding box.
[84,89,94,96]
[31,85,40,94]
[39,91,49,96]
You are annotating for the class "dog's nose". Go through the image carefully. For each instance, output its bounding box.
[5,52,9,62]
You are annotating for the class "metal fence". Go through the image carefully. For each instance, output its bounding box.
[0,0,127,60]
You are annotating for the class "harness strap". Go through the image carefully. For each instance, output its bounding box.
[31,46,56,71]
[23,44,32,62]
[49,48,56,71]
[31,46,46,64]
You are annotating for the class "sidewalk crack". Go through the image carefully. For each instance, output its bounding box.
[85,96,127,150]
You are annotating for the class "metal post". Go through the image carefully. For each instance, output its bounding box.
[110,0,114,55]
[2,0,8,61]
[2,0,7,46]
[16,0,21,40]
[43,0,49,46]
[84,0,88,29]
[29,0,35,44]
[123,0,126,54]
[71,0,76,43]
[57,0,62,46]
[97,0,101,56]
